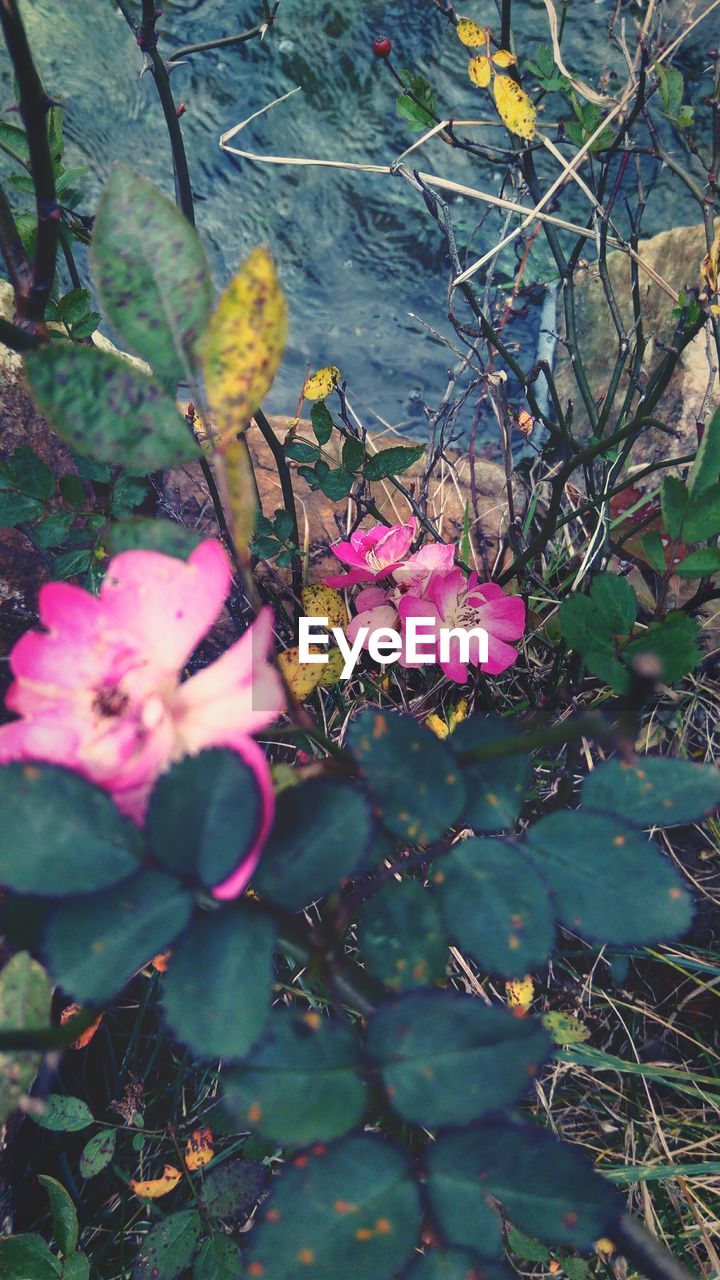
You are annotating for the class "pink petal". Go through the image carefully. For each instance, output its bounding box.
[322,567,376,589]
[346,603,399,647]
[374,518,417,566]
[354,585,388,611]
[483,635,520,675]
[475,593,526,642]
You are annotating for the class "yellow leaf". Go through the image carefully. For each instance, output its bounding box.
[277,646,324,700]
[468,55,491,88]
[59,1004,104,1050]
[505,975,534,1013]
[130,1165,182,1199]
[317,646,346,687]
[185,1128,214,1171]
[542,1010,591,1045]
[492,48,516,67]
[456,18,487,47]
[493,74,537,139]
[700,226,720,298]
[595,1239,615,1257]
[221,433,257,564]
[426,713,450,739]
[304,365,340,401]
[204,247,287,438]
[448,698,469,731]
[302,584,347,630]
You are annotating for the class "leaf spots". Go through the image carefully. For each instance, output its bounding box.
[298,1248,315,1265]
[563,1212,579,1229]
[247,1103,263,1124]
[669,887,684,901]
[312,1144,328,1157]
[302,1011,322,1031]
[266,1209,281,1223]
[248,1264,265,1276]
[129,1164,182,1199]
[355,1228,374,1242]
[485,791,499,807]
[612,835,627,847]
[456,18,488,47]
[22,765,40,781]
[294,1155,309,1168]
[376,1219,392,1234]
[184,1127,214,1170]
[334,1200,359,1215]
[492,75,537,140]
[304,366,340,401]
[373,714,388,739]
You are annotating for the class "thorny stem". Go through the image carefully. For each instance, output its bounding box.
[254,408,304,610]
[167,3,281,62]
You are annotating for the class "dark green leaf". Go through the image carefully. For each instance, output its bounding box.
[79,1129,117,1179]
[58,289,94,327]
[364,444,425,481]
[357,880,448,992]
[32,513,75,549]
[44,870,194,1004]
[435,838,555,976]
[451,718,530,831]
[342,436,366,472]
[656,64,684,118]
[0,489,44,525]
[682,482,720,543]
[246,1134,422,1280]
[37,1176,78,1256]
[91,166,213,386]
[311,402,334,445]
[161,907,275,1059]
[273,508,296,540]
[200,1159,266,1227]
[624,611,701,682]
[223,1008,367,1145]
[558,596,614,656]
[406,1251,513,1280]
[33,1096,94,1133]
[8,445,54,501]
[132,1210,204,1280]
[0,120,30,164]
[192,1235,244,1280]
[427,1123,621,1251]
[661,476,688,540]
[25,346,198,472]
[425,1135,504,1259]
[58,475,87,510]
[0,952,52,1123]
[0,764,142,897]
[506,1226,552,1262]
[285,441,321,463]
[582,756,720,827]
[674,546,720,578]
[110,473,149,516]
[253,779,372,910]
[348,711,466,844]
[319,467,355,500]
[51,549,92,580]
[525,811,693,944]
[105,518,200,558]
[641,530,668,575]
[147,749,262,889]
[62,1253,90,1280]
[0,1235,62,1280]
[688,406,720,497]
[590,574,636,635]
[366,991,552,1127]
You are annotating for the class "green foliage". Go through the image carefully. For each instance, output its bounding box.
[79,1129,117,1178]
[396,71,437,131]
[223,1008,367,1144]
[449,718,530,831]
[192,1236,244,1280]
[105,518,201,558]
[348,710,466,843]
[246,1135,422,1280]
[688,407,720,497]
[160,908,275,1059]
[252,507,298,567]
[655,64,694,127]
[25,345,198,472]
[525,46,571,93]
[0,764,142,896]
[565,97,613,151]
[357,879,448,991]
[311,400,334,445]
[34,1095,94,1132]
[37,1176,78,1256]
[363,443,425,480]
[407,1250,512,1280]
[91,165,213,387]
[367,992,551,1126]
[200,1159,266,1227]
[132,1210,204,1280]
[0,1234,62,1280]
[0,952,52,1123]
[583,757,720,826]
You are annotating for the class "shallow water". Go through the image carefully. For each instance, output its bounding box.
[1,0,715,435]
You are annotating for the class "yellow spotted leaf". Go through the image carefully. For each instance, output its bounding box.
[700,226,720,299]
[185,1128,214,1171]
[59,1003,104,1050]
[277,646,324,700]
[456,18,488,47]
[204,247,287,439]
[221,433,257,564]
[317,645,346,686]
[492,48,516,67]
[304,365,340,401]
[448,698,469,731]
[426,713,450,739]
[468,55,491,88]
[130,1164,182,1199]
[542,1010,591,1046]
[505,975,534,1013]
[493,74,537,139]
[302,584,347,630]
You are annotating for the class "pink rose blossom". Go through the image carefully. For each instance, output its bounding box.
[398,568,525,683]
[323,517,418,589]
[0,539,284,900]
[392,542,456,592]
[345,585,400,650]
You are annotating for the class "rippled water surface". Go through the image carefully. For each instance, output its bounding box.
[1,1,715,433]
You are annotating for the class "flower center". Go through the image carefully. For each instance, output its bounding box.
[92,686,131,719]
[366,549,385,572]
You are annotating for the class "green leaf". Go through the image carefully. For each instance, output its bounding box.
[79,1129,117,1179]
[589,573,637,635]
[37,1176,78,1256]
[407,1251,513,1280]
[132,1210,204,1280]
[62,1253,90,1280]
[451,718,530,831]
[363,444,425,481]
[43,870,194,1004]
[246,1134,422,1280]
[641,530,668,575]
[427,1122,621,1251]
[25,346,198,472]
[656,64,685,118]
[0,119,30,164]
[110,473,149,516]
[285,441,322,463]
[223,1008,367,1145]
[0,488,44,525]
[506,1226,552,1262]
[0,953,52,1124]
[348,711,466,844]
[366,991,551,1127]
[661,476,688,540]
[682,482,720,543]
[342,435,366,472]
[0,764,142,897]
[674,546,720,578]
[33,1095,94,1133]
[32,513,75,549]
[311,401,334,445]
[200,1159,266,1226]
[58,474,86,509]
[542,1011,591,1046]
[357,879,448,992]
[558,595,614,656]
[0,1235,62,1280]
[319,466,355,500]
[161,907,275,1059]
[624,611,701,682]
[91,166,213,387]
[425,1136,504,1258]
[582,756,720,827]
[252,779,372,910]
[8,445,55,501]
[688,406,720,497]
[525,811,693,945]
[396,72,437,131]
[192,1236,244,1280]
[435,838,555,977]
[147,749,262,889]
[105,518,200,558]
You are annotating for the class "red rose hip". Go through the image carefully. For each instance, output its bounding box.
[372,35,392,58]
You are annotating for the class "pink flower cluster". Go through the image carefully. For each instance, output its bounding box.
[323,518,525,684]
[0,540,285,900]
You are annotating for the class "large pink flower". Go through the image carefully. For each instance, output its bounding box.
[392,542,456,592]
[323,518,418,588]
[398,568,525,683]
[0,540,284,899]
